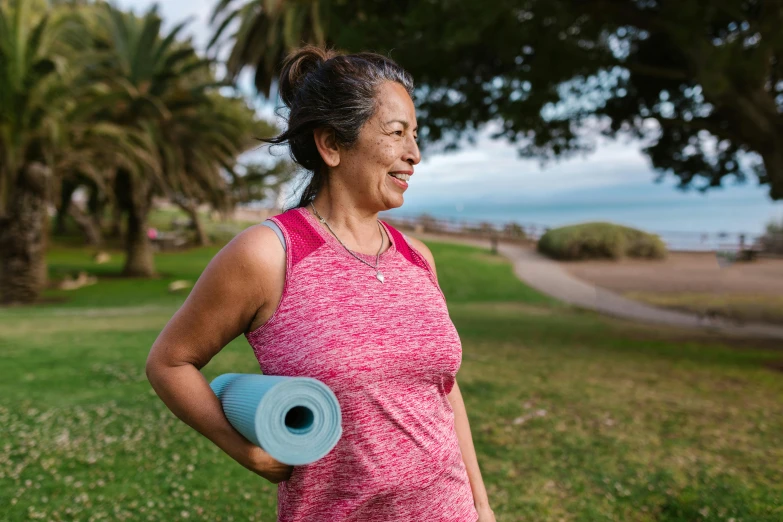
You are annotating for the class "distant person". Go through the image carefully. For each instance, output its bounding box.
[145,45,494,522]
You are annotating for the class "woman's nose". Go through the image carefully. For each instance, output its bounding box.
[404,137,421,165]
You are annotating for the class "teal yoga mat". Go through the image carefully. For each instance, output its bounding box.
[210,373,342,466]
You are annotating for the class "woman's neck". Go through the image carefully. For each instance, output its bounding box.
[307,197,388,254]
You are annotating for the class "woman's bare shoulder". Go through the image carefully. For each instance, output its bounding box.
[186,223,285,321]
[218,223,285,285]
[146,224,285,370]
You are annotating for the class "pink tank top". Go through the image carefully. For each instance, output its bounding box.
[245,206,478,521]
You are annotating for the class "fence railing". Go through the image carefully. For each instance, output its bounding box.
[379,212,537,245]
[378,211,783,255]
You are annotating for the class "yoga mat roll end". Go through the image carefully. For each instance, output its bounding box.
[210,373,342,466]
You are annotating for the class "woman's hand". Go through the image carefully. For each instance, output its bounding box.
[246,446,294,484]
[476,504,496,522]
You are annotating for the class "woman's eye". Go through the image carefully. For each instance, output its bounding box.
[394,130,404,136]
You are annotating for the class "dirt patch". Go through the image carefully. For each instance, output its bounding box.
[560,252,783,296]
[765,359,783,372]
[624,292,783,325]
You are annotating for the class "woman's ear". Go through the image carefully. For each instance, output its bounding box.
[313,127,341,168]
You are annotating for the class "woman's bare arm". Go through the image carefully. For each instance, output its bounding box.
[447,380,492,510]
[144,224,292,483]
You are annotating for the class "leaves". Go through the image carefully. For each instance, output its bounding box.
[211,0,783,199]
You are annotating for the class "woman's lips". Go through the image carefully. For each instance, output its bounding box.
[388,173,409,189]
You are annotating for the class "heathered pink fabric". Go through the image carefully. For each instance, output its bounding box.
[244,206,478,522]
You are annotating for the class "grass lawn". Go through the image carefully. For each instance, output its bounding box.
[1,237,782,521]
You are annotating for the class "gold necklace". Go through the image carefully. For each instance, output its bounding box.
[309,202,386,283]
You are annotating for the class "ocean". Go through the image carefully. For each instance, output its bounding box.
[381,198,783,252]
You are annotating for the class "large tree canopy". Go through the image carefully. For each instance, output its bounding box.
[210,0,783,200]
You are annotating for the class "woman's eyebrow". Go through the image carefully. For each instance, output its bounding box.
[384,119,418,132]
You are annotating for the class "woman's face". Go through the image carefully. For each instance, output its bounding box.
[336,81,421,211]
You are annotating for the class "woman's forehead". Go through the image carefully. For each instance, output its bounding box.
[375,83,416,120]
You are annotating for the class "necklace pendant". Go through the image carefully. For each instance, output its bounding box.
[376,271,385,283]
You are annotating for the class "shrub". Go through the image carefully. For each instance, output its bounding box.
[537,222,667,261]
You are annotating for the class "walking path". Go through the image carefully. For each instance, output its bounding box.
[409,232,783,340]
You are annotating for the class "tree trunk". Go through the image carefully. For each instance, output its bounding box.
[88,187,107,231]
[123,207,156,276]
[110,203,123,239]
[762,145,783,201]
[55,179,77,236]
[68,203,103,246]
[0,163,51,304]
[38,206,50,289]
[121,174,156,277]
[179,201,210,246]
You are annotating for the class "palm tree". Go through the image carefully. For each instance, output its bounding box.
[155,90,274,245]
[208,0,327,97]
[80,3,219,275]
[52,119,162,247]
[0,0,282,303]
[0,0,83,303]
[83,2,283,262]
[229,159,296,209]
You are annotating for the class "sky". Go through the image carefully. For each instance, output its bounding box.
[116,0,783,236]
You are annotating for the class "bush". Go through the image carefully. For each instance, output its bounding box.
[537,222,667,261]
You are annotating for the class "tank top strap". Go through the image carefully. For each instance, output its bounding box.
[380,220,432,273]
[267,208,326,269]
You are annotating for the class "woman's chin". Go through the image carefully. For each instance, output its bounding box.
[380,196,404,211]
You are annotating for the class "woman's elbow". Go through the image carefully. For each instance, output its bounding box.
[145,344,188,385]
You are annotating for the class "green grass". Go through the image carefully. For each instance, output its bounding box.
[1,236,782,521]
[38,244,221,309]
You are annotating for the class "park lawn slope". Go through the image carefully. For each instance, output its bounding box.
[0,239,781,521]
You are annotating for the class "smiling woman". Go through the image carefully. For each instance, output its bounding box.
[145,44,493,522]
[260,45,421,217]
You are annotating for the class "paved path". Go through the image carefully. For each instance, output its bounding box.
[410,232,783,340]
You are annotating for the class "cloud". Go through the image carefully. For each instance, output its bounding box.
[409,131,661,202]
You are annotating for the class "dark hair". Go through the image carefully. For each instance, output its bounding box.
[259,45,414,209]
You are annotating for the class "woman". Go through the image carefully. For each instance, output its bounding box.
[145,45,495,522]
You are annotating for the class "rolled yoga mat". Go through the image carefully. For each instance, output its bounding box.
[210,373,343,466]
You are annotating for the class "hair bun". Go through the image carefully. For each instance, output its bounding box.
[278,44,338,107]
